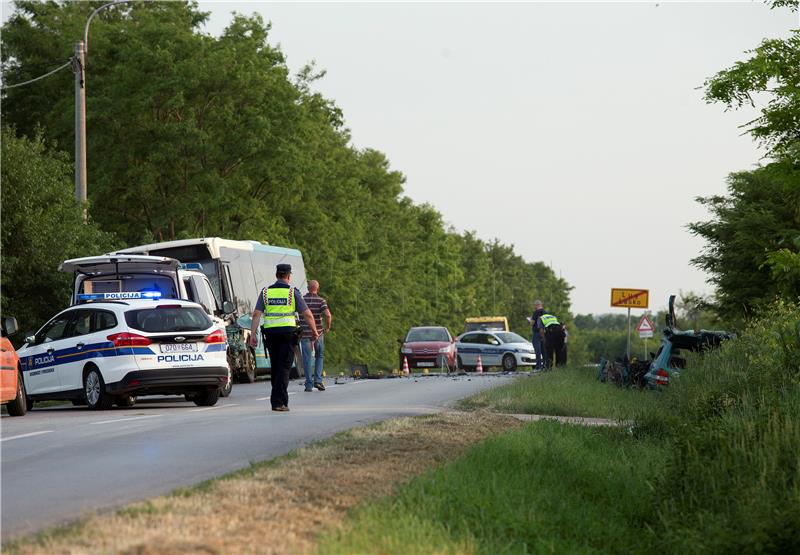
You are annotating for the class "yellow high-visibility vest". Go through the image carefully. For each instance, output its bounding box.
[262,286,296,329]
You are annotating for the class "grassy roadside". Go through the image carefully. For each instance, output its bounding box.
[3,411,521,555]
[459,365,657,419]
[317,303,800,554]
[315,422,664,554]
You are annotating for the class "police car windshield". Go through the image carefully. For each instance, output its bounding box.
[81,275,179,299]
[495,332,528,344]
[124,307,211,333]
[405,328,450,343]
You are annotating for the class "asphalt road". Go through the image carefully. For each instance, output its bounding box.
[0,373,514,539]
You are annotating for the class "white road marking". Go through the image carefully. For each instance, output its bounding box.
[256,396,270,401]
[92,415,162,425]
[1,430,53,442]
[190,403,240,413]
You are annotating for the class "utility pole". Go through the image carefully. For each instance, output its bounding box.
[73,0,132,222]
[74,40,87,221]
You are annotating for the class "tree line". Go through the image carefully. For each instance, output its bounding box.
[1,1,573,368]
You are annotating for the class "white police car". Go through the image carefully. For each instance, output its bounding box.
[18,292,229,410]
[455,330,536,371]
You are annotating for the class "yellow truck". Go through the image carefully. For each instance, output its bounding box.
[464,316,509,333]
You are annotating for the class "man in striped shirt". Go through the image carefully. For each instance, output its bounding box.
[300,280,332,392]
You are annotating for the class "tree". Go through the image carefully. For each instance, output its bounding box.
[694,0,800,320]
[1,1,576,369]
[0,127,117,336]
[703,0,799,161]
[690,159,800,320]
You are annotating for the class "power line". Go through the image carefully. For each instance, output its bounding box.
[1,60,72,90]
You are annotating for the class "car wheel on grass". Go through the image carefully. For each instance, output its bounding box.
[115,395,136,408]
[84,367,113,410]
[6,370,27,416]
[502,354,517,372]
[192,389,219,407]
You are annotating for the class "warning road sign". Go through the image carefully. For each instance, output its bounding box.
[637,315,655,338]
[611,288,649,308]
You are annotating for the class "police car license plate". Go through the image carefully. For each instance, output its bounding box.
[160,343,198,353]
[417,362,435,367]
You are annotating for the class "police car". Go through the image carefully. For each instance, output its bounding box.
[455,330,536,371]
[18,292,229,410]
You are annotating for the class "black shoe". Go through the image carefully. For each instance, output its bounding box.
[314,382,326,391]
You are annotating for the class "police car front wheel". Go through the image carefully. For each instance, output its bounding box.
[502,354,517,372]
[84,368,113,410]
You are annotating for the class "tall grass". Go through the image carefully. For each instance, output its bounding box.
[637,300,800,553]
[459,366,657,420]
[316,422,665,555]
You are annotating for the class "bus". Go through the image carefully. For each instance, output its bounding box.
[116,238,307,382]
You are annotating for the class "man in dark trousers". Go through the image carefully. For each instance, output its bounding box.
[249,263,319,412]
[528,299,546,371]
[537,312,565,370]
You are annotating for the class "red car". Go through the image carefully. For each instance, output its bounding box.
[399,326,458,371]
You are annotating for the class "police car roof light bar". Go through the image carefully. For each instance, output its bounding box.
[77,291,162,302]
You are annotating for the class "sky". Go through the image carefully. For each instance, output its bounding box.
[193,1,798,316]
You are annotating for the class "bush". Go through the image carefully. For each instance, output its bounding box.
[638,300,800,553]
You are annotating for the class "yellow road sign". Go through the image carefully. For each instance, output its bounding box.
[611,288,649,308]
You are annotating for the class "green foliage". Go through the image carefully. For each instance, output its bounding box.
[0,1,573,368]
[689,159,800,321]
[636,301,800,553]
[703,3,800,161]
[0,127,117,337]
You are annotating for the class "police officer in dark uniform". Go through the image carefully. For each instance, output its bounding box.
[537,312,565,370]
[249,264,319,412]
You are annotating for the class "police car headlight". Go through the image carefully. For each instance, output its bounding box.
[401,347,412,354]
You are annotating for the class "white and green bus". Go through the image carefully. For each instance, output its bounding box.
[117,238,307,382]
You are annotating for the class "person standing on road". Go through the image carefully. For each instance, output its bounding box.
[249,263,319,412]
[300,280,332,392]
[527,300,546,371]
[556,324,569,367]
[537,312,564,370]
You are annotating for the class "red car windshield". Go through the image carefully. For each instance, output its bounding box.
[405,328,450,342]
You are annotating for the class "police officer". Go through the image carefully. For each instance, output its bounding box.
[248,263,319,412]
[537,312,565,370]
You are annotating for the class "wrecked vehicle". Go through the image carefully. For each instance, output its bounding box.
[644,295,734,388]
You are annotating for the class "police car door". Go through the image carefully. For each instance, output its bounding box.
[458,333,480,366]
[57,309,99,392]
[479,332,503,366]
[22,310,76,394]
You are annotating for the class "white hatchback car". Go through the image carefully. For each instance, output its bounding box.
[19,294,229,410]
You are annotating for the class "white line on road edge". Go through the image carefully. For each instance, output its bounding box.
[91,415,162,425]
[190,403,240,413]
[1,430,54,442]
[256,396,270,401]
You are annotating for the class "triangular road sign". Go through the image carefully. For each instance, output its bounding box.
[636,315,655,333]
